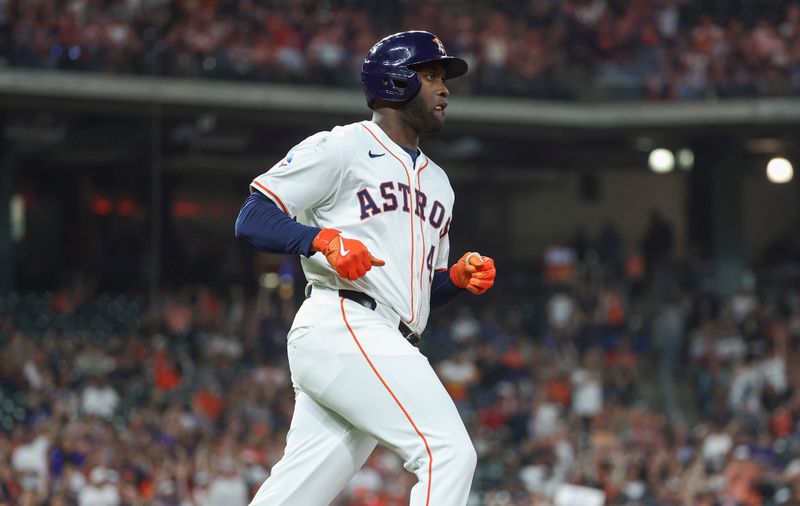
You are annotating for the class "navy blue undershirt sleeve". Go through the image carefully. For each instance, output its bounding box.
[235,192,320,256]
[431,270,464,309]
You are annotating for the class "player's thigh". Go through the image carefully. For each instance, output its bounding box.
[290,321,470,463]
[250,390,377,506]
[283,389,379,466]
[334,351,471,457]
[286,298,416,394]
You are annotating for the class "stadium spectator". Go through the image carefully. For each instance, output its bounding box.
[80,376,120,420]
[78,467,120,506]
[3,0,800,99]
[205,457,248,506]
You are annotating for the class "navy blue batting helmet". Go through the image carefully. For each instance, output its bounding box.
[361,31,468,109]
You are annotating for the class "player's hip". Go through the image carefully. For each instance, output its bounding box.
[302,267,430,334]
[289,285,418,356]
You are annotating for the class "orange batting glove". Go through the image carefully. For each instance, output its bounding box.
[450,252,496,295]
[312,228,385,281]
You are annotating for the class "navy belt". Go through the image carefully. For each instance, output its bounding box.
[305,286,420,347]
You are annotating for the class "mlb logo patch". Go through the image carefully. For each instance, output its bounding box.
[278,152,294,167]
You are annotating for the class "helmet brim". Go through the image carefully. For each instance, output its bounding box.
[408,56,468,80]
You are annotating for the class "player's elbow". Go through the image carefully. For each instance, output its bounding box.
[234,223,250,243]
[234,208,253,242]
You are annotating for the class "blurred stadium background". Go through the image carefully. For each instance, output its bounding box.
[2,0,800,505]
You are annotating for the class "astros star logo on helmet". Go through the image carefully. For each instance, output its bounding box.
[432,37,446,55]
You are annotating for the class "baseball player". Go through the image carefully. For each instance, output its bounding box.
[235,31,496,506]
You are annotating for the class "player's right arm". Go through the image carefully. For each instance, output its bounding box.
[234,195,384,280]
[234,192,319,256]
[249,131,342,217]
[235,131,383,281]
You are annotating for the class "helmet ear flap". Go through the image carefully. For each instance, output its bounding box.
[389,72,422,103]
[363,68,421,108]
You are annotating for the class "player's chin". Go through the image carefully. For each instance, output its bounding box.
[427,112,446,132]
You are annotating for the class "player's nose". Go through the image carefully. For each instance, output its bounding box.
[438,82,449,98]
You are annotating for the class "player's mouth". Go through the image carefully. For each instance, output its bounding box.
[434,102,448,116]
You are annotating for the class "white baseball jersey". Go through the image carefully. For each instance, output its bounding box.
[250,120,454,335]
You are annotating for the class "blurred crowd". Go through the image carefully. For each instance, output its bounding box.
[3,231,800,506]
[1,0,800,100]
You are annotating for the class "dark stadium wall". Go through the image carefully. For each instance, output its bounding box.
[744,170,800,261]
[505,171,687,262]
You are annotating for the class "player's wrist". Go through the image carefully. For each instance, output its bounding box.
[449,262,469,290]
[312,228,341,253]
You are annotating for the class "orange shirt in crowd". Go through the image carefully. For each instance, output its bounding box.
[724,459,762,506]
[153,348,181,392]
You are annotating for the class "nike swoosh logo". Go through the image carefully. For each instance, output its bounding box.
[339,240,350,257]
[368,150,385,158]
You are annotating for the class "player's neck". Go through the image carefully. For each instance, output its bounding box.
[371,111,419,151]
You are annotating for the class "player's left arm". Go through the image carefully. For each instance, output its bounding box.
[430,269,462,309]
[448,252,496,295]
[430,253,496,309]
[430,220,496,309]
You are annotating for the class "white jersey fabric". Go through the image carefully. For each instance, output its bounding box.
[250,120,454,335]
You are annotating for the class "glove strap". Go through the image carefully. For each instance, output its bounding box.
[449,265,463,289]
[312,228,341,253]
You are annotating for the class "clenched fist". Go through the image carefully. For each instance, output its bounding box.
[449,252,496,295]
[312,228,385,281]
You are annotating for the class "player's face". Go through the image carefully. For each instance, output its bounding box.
[400,63,450,134]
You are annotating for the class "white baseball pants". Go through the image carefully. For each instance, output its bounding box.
[248,286,476,506]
